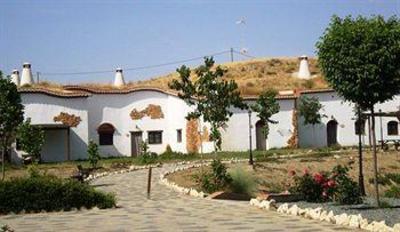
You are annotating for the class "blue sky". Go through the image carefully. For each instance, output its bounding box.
[0,0,399,84]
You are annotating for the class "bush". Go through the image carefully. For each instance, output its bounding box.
[0,171,115,214]
[229,167,257,196]
[193,159,232,193]
[384,185,400,198]
[87,140,101,168]
[290,165,362,204]
[331,165,362,204]
[137,142,158,164]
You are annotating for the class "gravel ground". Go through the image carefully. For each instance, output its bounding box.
[279,197,400,227]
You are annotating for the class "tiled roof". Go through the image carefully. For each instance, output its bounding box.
[18,87,90,98]
[63,85,180,96]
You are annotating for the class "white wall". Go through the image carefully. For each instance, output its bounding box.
[298,92,400,147]
[14,94,89,161]
[221,99,295,151]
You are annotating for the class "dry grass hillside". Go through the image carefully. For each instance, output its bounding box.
[27,57,329,95]
[137,57,329,95]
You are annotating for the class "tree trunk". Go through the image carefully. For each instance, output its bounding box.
[370,107,380,207]
[357,107,366,196]
[1,145,5,181]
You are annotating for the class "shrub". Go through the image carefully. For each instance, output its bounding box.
[229,167,257,196]
[384,185,400,198]
[331,165,362,204]
[290,169,330,202]
[87,140,101,168]
[137,142,158,164]
[290,165,362,204]
[193,159,232,193]
[0,172,115,214]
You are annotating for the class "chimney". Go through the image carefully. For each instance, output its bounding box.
[297,55,311,79]
[10,69,20,86]
[113,68,125,87]
[20,62,34,86]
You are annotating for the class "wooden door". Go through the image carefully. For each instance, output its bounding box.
[131,131,143,157]
[327,120,338,147]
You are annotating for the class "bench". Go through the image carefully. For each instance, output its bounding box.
[378,139,400,151]
[71,165,91,182]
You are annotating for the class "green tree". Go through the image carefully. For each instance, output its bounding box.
[169,57,246,152]
[250,89,280,164]
[0,74,24,180]
[17,118,45,162]
[87,140,100,169]
[298,96,324,145]
[316,15,400,206]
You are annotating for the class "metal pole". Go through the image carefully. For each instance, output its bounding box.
[230,48,234,62]
[36,72,40,83]
[147,167,152,199]
[248,110,253,166]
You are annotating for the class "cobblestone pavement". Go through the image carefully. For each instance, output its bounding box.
[1,166,355,231]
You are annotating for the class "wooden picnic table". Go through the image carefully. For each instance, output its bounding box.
[378,139,400,151]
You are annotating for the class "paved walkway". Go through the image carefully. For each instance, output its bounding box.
[1,166,353,231]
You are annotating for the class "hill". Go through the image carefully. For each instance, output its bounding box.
[135,57,329,95]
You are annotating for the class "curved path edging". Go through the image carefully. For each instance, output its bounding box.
[159,159,400,232]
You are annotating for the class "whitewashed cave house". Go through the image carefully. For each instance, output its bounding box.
[9,56,400,163]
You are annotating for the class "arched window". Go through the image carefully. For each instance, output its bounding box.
[98,123,115,145]
[354,119,365,135]
[387,121,398,136]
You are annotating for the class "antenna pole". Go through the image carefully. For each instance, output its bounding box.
[230,48,234,62]
[36,72,40,83]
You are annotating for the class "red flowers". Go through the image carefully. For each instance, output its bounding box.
[313,172,325,184]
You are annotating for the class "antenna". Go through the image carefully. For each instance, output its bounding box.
[236,16,248,57]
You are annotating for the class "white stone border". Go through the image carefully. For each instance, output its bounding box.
[250,199,400,232]
[84,163,162,182]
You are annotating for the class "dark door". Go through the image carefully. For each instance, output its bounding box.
[255,120,267,150]
[131,131,143,157]
[327,120,338,147]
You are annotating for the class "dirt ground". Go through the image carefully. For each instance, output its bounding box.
[167,150,400,196]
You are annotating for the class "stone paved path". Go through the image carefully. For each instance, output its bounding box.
[1,166,355,231]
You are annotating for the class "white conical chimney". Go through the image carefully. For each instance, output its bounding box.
[113,68,125,87]
[297,55,311,79]
[20,62,34,86]
[10,69,20,86]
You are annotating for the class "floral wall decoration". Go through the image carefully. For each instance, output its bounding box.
[287,109,299,148]
[130,104,164,120]
[186,119,200,153]
[53,112,82,127]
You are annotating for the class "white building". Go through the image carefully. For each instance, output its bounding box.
[9,58,400,163]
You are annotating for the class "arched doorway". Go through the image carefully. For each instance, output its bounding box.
[327,120,338,147]
[255,120,266,150]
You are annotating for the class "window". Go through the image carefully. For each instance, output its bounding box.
[148,131,163,144]
[98,123,115,145]
[177,129,182,143]
[355,119,365,135]
[387,121,398,136]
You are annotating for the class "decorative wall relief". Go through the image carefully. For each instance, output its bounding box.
[53,112,81,127]
[186,119,200,153]
[130,104,164,120]
[287,109,299,148]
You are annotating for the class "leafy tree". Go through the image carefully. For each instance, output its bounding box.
[169,57,246,152]
[317,15,400,206]
[250,89,280,164]
[251,89,280,137]
[17,118,45,162]
[87,140,101,169]
[299,96,325,145]
[0,75,24,180]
